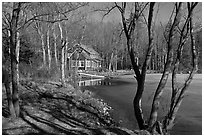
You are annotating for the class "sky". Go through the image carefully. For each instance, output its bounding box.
[87,2,202,25]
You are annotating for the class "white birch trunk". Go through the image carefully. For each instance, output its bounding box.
[38,31,46,67]
[16,32,20,83]
[58,22,65,86]
[47,29,51,70]
[61,45,65,86]
[53,28,58,67]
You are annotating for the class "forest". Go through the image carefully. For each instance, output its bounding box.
[2,2,202,135]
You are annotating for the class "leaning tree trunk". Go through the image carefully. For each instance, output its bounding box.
[163,3,199,131]
[9,2,21,117]
[148,3,183,130]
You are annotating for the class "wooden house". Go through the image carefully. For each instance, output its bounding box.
[67,44,102,71]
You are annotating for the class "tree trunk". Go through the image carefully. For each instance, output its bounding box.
[14,31,20,116]
[64,37,68,75]
[36,25,46,67]
[121,52,124,70]
[118,2,155,130]
[164,3,199,130]
[47,29,51,70]
[106,53,109,69]
[109,52,114,71]
[39,34,46,67]
[115,54,118,72]
[9,2,21,117]
[61,44,65,86]
[16,32,20,83]
[133,77,146,129]
[3,67,15,117]
[133,2,155,130]
[58,22,65,86]
[3,32,15,117]
[53,31,58,67]
[148,3,182,129]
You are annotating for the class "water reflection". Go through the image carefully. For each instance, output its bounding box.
[78,78,111,86]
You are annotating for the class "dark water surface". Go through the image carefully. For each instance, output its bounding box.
[80,74,202,135]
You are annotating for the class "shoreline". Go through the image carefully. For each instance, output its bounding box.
[2,78,151,135]
[83,73,202,135]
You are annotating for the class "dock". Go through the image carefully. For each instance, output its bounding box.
[78,73,105,78]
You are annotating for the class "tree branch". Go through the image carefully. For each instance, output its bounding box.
[148,2,183,129]
[162,2,199,131]
[18,2,88,30]
[141,2,155,75]
[101,5,117,20]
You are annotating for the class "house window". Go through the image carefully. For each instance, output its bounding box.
[92,61,96,68]
[80,61,85,67]
[86,60,91,67]
[72,61,76,67]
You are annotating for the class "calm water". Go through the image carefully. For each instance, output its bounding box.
[80,74,202,135]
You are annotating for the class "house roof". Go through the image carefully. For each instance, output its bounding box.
[79,44,99,56]
[81,50,92,60]
[70,43,102,61]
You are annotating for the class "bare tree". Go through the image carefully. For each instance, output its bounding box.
[112,2,155,130]
[103,2,199,134]
[2,2,88,117]
[148,3,184,131]
[161,2,199,132]
[9,2,22,117]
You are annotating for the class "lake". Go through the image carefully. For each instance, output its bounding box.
[80,74,202,135]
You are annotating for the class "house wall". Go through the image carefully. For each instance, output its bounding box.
[68,45,102,71]
[69,59,101,71]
